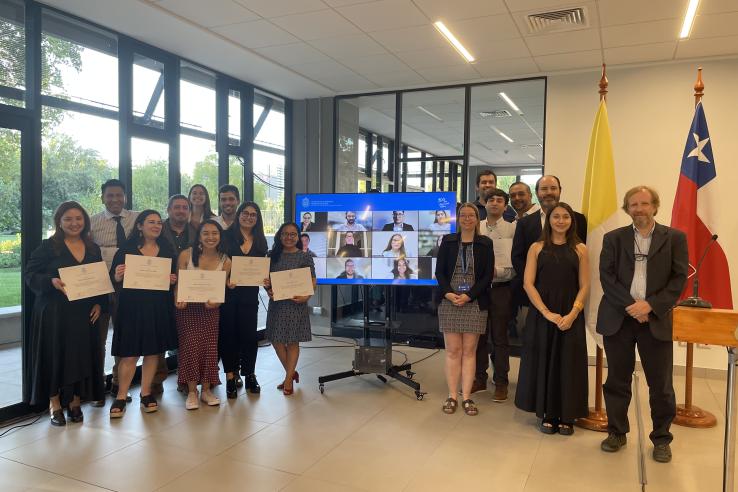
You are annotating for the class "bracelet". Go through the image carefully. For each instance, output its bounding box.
[573,301,584,311]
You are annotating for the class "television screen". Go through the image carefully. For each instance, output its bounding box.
[295,192,457,285]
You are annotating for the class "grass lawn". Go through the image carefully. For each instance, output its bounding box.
[0,235,17,242]
[0,268,21,308]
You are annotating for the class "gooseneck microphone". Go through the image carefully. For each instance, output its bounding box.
[678,234,718,309]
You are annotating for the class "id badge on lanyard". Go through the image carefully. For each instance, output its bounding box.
[457,243,472,293]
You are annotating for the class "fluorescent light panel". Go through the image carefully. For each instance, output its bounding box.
[433,21,475,63]
[527,154,537,160]
[417,105,443,122]
[498,92,522,115]
[680,0,700,38]
[490,125,514,143]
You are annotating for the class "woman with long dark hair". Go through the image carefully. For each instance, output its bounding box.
[392,258,414,279]
[109,210,178,417]
[220,201,268,398]
[26,201,106,426]
[263,222,316,396]
[175,219,231,410]
[381,234,406,258]
[515,202,590,435]
[188,184,215,230]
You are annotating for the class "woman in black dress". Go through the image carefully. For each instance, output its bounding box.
[514,202,590,435]
[26,201,106,426]
[109,210,178,417]
[221,201,269,398]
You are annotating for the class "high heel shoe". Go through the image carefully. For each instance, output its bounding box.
[67,405,83,423]
[226,378,237,399]
[245,374,261,394]
[276,371,299,390]
[50,407,66,426]
[282,380,294,396]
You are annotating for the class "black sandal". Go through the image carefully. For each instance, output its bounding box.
[67,405,83,423]
[442,397,458,414]
[140,394,158,413]
[558,422,574,436]
[110,399,127,418]
[540,419,558,434]
[462,399,478,416]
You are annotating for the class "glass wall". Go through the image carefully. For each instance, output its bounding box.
[0,0,25,107]
[253,90,286,235]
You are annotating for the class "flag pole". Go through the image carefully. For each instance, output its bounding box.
[674,67,717,429]
[577,63,609,432]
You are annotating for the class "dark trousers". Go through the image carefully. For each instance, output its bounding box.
[603,317,676,445]
[475,283,513,385]
[219,302,259,376]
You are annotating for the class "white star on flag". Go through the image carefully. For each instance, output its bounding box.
[687,132,711,163]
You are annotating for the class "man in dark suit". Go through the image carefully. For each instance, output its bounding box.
[511,175,588,306]
[598,186,688,463]
[381,211,414,231]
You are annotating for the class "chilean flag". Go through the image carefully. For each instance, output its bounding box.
[671,102,733,309]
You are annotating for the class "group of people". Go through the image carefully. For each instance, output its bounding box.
[435,170,687,463]
[26,180,315,425]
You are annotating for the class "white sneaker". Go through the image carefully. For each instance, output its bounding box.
[201,390,221,406]
[186,391,199,410]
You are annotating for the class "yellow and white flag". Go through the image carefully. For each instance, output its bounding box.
[581,99,619,347]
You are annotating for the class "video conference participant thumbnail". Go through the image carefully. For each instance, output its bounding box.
[372,257,418,280]
[418,231,445,257]
[300,211,328,232]
[418,209,452,232]
[328,231,368,257]
[416,257,437,280]
[330,211,371,232]
[372,210,418,232]
[327,257,370,280]
[372,231,419,258]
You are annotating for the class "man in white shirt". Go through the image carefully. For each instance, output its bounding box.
[213,184,239,229]
[474,189,516,401]
[89,179,139,404]
[334,211,367,232]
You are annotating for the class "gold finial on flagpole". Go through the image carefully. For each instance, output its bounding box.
[599,64,608,102]
[694,67,704,107]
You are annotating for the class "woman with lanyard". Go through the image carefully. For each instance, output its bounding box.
[435,203,493,416]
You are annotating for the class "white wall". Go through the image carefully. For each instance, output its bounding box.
[546,57,738,370]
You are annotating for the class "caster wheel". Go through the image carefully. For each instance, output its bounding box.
[319,384,324,394]
[406,371,415,379]
[415,392,424,401]
[377,375,387,384]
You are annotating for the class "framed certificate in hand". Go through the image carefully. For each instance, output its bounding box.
[270,267,314,301]
[230,256,270,287]
[58,261,115,301]
[123,254,172,291]
[176,269,227,303]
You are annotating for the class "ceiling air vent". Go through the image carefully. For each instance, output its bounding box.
[479,110,512,118]
[525,7,588,34]
[520,143,543,149]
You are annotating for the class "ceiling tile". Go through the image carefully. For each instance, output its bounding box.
[372,24,448,52]
[690,12,738,40]
[524,28,601,56]
[534,49,602,71]
[323,0,377,6]
[413,0,508,21]
[505,0,592,13]
[337,53,410,75]
[213,19,300,48]
[597,0,687,27]
[602,19,681,48]
[449,14,522,43]
[234,0,327,18]
[336,0,429,32]
[292,62,378,91]
[699,0,738,14]
[675,34,738,59]
[604,42,676,65]
[255,43,333,66]
[416,64,481,83]
[309,34,387,58]
[363,69,426,87]
[395,45,470,70]
[470,37,531,62]
[271,9,363,40]
[156,0,259,28]
[472,57,539,78]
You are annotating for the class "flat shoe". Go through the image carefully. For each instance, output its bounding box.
[50,408,66,426]
[186,391,199,410]
[67,406,83,423]
[442,397,458,414]
[462,399,478,416]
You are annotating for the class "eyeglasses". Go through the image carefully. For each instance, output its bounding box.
[241,212,258,218]
[282,232,298,238]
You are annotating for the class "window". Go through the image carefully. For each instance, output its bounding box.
[253,91,285,234]
[406,148,421,190]
[180,134,217,201]
[180,62,215,135]
[0,0,25,107]
[133,53,165,129]
[131,138,168,211]
[402,88,465,157]
[228,89,240,146]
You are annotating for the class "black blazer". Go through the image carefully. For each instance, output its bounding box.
[382,223,414,231]
[434,233,494,310]
[511,208,588,305]
[597,223,688,341]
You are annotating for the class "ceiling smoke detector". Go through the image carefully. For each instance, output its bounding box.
[525,7,588,34]
[479,110,512,118]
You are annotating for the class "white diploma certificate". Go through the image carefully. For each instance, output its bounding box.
[493,238,513,269]
[100,247,118,269]
[123,254,172,291]
[176,269,226,303]
[270,267,314,301]
[58,261,114,301]
[230,256,270,287]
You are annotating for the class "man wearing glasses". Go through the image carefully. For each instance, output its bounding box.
[597,186,688,464]
[382,211,414,231]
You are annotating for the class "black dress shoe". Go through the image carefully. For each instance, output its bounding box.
[601,433,627,452]
[235,375,243,388]
[653,443,672,463]
[67,406,84,423]
[226,378,237,399]
[50,408,66,426]
[245,374,261,394]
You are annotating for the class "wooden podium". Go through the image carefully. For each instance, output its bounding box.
[673,306,738,492]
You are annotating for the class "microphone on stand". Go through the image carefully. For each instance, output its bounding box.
[678,234,718,309]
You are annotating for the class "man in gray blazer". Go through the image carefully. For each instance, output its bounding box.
[597,186,688,463]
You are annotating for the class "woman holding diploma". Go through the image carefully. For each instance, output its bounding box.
[176,220,231,410]
[435,203,493,417]
[26,201,106,426]
[264,223,316,396]
[514,203,589,435]
[109,210,178,417]
[221,201,268,398]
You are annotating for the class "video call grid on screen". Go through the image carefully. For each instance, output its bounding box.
[295,192,457,286]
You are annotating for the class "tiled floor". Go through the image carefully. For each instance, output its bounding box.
[0,329,733,491]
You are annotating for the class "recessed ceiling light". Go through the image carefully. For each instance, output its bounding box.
[680,0,700,38]
[433,21,475,63]
[490,125,514,143]
[527,154,537,160]
[498,92,523,115]
[417,106,443,122]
